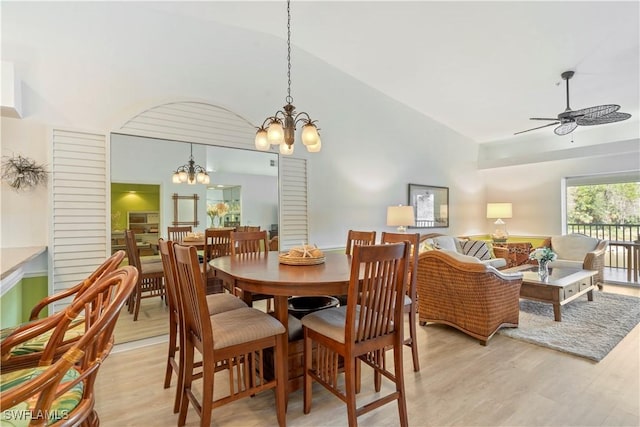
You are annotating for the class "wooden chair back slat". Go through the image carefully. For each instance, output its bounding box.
[230,230,269,257]
[168,226,192,242]
[345,230,377,255]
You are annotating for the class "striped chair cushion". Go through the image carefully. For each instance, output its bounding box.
[2,319,85,357]
[0,366,83,426]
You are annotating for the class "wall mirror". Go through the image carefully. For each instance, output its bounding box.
[173,193,199,226]
[110,133,279,344]
[408,183,449,228]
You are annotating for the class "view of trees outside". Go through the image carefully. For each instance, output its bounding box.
[567,182,640,241]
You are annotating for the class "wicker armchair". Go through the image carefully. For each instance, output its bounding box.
[416,250,523,345]
[541,234,608,290]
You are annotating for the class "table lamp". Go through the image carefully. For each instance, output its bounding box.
[387,205,415,233]
[486,202,512,242]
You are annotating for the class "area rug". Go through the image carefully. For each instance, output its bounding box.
[497,292,640,362]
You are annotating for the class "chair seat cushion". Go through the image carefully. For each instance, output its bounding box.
[205,293,248,316]
[302,306,372,344]
[302,306,349,343]
[2,318,85,356]
[210,308,285,350]
[0,366,83,426]
[140,261,164,275]
[548,259,583,269]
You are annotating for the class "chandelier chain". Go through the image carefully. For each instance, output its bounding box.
[286,0,293,104]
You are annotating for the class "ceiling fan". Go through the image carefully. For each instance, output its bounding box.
[515,70,632,136]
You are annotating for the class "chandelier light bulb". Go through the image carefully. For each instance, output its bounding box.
[172,173,181,184]
[203,174,210,185]
[301,123,319,146]
[255,129,270,151]
[178,171,188,183]
[196,172,206,184]
[267,121,285,145]
[306,137,322,153]
[280,143,294,156]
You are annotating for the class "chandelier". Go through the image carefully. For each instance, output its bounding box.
[255,0,321,155]
[171,143,210,185]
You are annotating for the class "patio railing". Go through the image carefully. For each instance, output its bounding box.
[567,223,639,277]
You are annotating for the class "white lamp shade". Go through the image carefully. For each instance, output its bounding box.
[178,171,188,183]
[486,203,512,219]
[387,205,416,227]
[306,137,321,153]
[255,129,270,151]
[279,143,294,155]
[267,122,284,145]
[172,173,181,184]
[301,124,319,146]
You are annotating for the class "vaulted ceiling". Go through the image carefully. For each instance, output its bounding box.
[147,1,639,146]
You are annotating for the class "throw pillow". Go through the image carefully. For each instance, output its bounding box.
[460,240,491,261]
[419,241,435,253]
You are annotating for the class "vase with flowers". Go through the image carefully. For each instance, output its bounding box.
[528,247,557,280]
[207,202,229,228]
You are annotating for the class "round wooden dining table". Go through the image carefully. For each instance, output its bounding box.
[209,251,355,394]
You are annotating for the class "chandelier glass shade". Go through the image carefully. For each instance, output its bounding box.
[171,143,210,185]
[255,0,321,155]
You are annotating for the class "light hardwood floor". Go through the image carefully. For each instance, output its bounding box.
[95,285,640,426]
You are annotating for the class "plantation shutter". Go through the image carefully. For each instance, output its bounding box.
[49,128,108,313]
[279,157,309,250]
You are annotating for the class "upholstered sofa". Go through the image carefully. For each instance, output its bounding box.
[542,233,608,289]
[416,250,523,345]
[420,233,508,269]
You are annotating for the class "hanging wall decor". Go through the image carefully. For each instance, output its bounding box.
[1,154,48,191]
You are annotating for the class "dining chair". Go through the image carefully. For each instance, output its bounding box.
[235,225,261,232]
[167,225,192,242]
[380,231,421,372]
[1,251,126,374]
[345,230,377,255]
[337,230,378,306]
[158,239,247,413]
[0,266,137,427]
[230,230,273,311]
[173,244,287,427]
[202,228,233,294]
[302,242,411,427]
[124,229,166,321]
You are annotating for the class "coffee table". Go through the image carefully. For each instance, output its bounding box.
[505,266,598,321]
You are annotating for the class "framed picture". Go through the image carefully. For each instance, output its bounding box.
[408,184,449,228]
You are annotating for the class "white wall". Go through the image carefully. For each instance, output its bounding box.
[1,2,485,251]
[1,2,635,252]
[481,150,640,237]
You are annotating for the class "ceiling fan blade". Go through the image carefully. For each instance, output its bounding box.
[554,121,578,136]
[514,122,559,135]
[570,104,620,119]
[577,111,631,126]
[529,117,559,121]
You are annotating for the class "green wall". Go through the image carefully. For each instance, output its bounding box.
[0,275,48,327]
[111,183,160,231]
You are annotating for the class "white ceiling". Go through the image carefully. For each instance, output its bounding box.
[146,1,639,145]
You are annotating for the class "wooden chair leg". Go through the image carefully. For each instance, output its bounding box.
[200,357,215,427]
[374,350,382,393]
[178,343,194,427]
[393,345,408,427]
[275,334,287,427]
[303,330,313,414]
[164,323,176,389]
[408,308,420,371]
[133,282,142,321]
[344,356,358,427]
